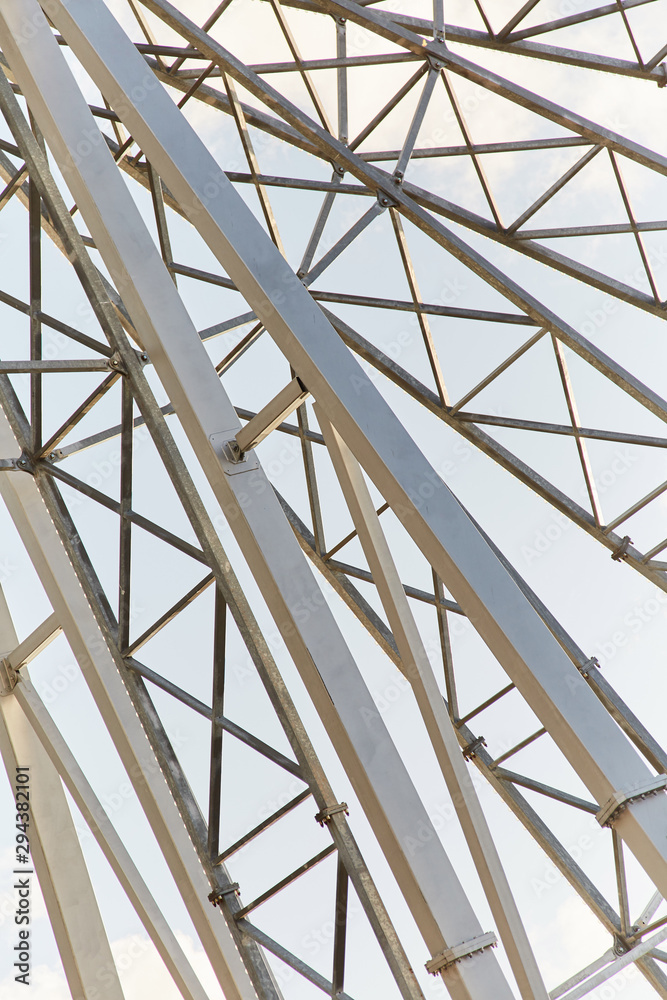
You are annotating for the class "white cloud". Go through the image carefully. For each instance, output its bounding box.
[0,930,230,1000]
[0,963,69,1000]
[531,894,618,994]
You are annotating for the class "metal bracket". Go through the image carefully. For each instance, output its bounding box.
[107,352,128,375]
[425,932,497,975]
[578,656,600,677]
[613,935,630,956]
[209,429,260,476]
[658,63,667,88]
[596,774,667,827]
[16,451,34,474]
[315,802,348,826]
[462,735,486,760]
[208,883,240,907]
[222,438,244,464]
[611,535,632,561]
[0,656,19,696]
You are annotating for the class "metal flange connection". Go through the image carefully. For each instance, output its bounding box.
[596,774,667,827]
[208,883,240,907]
[611,535,632,561]
[425,932,498,975]
[16,451,34,474]
[315,802,349,826]
[462,735,486,760]
[107,353,128,376]
[578,656,600,677]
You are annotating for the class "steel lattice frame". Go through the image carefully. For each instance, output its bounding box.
[1,2,667,999]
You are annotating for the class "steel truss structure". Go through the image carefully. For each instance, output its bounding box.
[1,1,667,998]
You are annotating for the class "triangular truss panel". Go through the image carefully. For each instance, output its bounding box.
[1,3,667,1000]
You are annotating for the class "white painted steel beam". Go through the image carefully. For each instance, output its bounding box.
[0,412,258,1000]
[3,612,60,671]
[13,672,212,1000]
[33,0,667,909]
[0,590,126,1000]
[0,8,517,998]
[317,409,548,1000]
[126,0,667,605]
[0,67,423,1000]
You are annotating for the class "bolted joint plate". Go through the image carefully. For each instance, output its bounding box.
[315,801,348,826]
[597,774,667,827]
[208,883,240,907]
[578,656,600,677]
[462,735,486,760]
[611,535,632,562]
[209,430,260,476]
[425,931,497,975]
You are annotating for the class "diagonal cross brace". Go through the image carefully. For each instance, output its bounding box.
[0,6,519,999]
[31,0,667,917]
